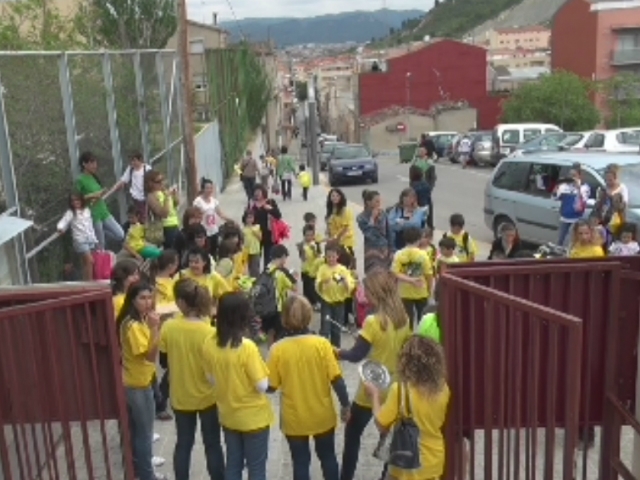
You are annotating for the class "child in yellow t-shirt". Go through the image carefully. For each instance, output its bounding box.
[300,224,322,309]
[124,206,162,260]
[264,244,298,345]
[243,210,262,278]
[152,249,179,307]
[316,243,355,348]
[391,226,433,329]
[569,220,605,259]
[303,211,325,243]
[180,247,231,307]
[442,213,477,262]
[298,165,312,201]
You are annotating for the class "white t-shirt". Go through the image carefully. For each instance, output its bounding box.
[193,196,220,236]
[57,208,98,245]
[121,164,150,201]
[458,138,471,154]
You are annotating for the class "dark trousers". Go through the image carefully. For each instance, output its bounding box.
[301,273,318,305]
[426,199,435,230]
[173,405,225,480]
[286,429,339,480]
[302,187,309,201]
[248,254,261,278]
[402,298,428,329]
[242,176,256,201]
[208,233,219,259]
[152,374,167,414]
[281,179,292,200]
[340,403,374,480]
[163,226,180,250]
[320,301,344,348]
[261,242,274,269]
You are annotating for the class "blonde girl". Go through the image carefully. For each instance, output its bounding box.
[365,336,450,480]
[568,219,605,258]
[337,270,412,480]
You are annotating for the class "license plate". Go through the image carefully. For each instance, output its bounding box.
[347,171,362,176]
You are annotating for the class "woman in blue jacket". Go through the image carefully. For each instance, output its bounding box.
[387,187,426,251]
[357,189,391,273]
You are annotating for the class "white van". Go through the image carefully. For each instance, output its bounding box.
[491,123,562,165]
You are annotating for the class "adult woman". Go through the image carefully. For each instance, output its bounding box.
[595,163,629,240]
[75,151,124,249]
[202,292,273,480]
[193,178,232,259]
[159,279,224,480]
[337,271,412,480]
[408,165,431,211]
[488,223,522,260]
[387,188,426,251]
[277,146,297,201]
[365,336,450,480]
[173,207,203,262]
[145,170,180,249]
[356,190,391,273]
[267,294,350,480]
[115,283,167,480]
[249,185,282,267]
[325,188,356,257]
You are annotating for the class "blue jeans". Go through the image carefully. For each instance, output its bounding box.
[174,405,225,480]
[223,426,269,480]
[125,386,156,480]
[93,215,125,249]
[286,429,339,480]
[558,221,574,247]
[320,301,344,348]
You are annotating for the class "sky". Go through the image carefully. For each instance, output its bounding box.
[187,0,425,22]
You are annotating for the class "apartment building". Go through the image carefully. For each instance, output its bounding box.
[489,48,551,69]
[488,26,551,50]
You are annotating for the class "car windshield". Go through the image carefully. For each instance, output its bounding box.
[322,143,340,153]
[333,146,370,160]
[599,163,640,207]
[475,133,492,142]
[518,132,565,149]
[559,133,584,147]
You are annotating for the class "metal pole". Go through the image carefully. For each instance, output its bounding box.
[177,0,198,202]
[133,52,151,162]
[406,72,412,141]
[633,319,640,477]
[58,53,80,178]
[308,82,319,185]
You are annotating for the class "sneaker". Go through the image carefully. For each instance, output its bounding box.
[153,433,160,443]
[152,456,165,467]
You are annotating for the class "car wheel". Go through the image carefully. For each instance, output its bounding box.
[449,155,459,164]
[493,215,514,239]
[370,175,378,184]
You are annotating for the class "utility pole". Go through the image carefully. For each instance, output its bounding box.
[177,0,198,202]
[308,81,319,185]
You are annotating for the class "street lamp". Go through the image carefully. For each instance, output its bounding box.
[405,72,412,140]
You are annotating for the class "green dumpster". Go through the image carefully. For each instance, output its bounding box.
[398,142,418,164]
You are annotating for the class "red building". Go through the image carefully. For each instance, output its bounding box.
[358,39,503,129]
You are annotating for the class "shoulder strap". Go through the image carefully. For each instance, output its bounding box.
[462,232,470,255]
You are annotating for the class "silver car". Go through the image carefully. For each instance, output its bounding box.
[484,152,640,244]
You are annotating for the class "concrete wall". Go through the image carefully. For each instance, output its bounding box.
[194,121,225,194]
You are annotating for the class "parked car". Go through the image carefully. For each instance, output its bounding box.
[320,141,345,170]
[470,131,493,165]
[508,132,585,157]
[563,128,640,153]
[490,123,562,165]
[429,132,459,158]
[328,144,378,186]
[483,152,640,244]
[445,134,462,162]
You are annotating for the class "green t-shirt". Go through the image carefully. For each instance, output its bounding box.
[75,173,110,221]
[413,157,432,173]
[417,312,441,343]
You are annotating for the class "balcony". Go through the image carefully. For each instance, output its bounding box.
[611,48,640,65]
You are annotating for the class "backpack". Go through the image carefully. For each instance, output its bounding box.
[249,269,278,317]
[442,231,470,257]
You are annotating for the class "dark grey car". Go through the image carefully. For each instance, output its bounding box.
[320,141,345,171]
[328,144,378,186]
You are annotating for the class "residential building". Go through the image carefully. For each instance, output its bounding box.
[358,39,503,130]
[487,26,551,50]
[489,48,551,69]
[552,0,640,109]
[489,66,551,90]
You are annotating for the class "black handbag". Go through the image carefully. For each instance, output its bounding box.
[388,383,421,470]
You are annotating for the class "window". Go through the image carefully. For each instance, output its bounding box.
[585,133,605,149]
[501,129,520,144]
[526,163,561,197]
[544,128,560,133]
[560,166,600,200]
[492,161,530,191]
[616,130,640,145]
[523,128,542,141]
[618,31,640,50]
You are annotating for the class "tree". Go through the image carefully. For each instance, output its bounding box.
[599,73,640,128]
[295,81,308,103]
[74,0,177,49]
[501,71,600,131]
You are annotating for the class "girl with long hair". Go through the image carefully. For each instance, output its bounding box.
[173,207,204,261]
[144,170,180,249]
[159,279,225,480]
[325,188,356,257]
[337,270,412,480]
[115,283,167,480]
[356,189,391,274]
[202,292,274,480]
[150,250,179,307]
[111,259,140,317]
[387,188,426,251]
[193,178,232,259]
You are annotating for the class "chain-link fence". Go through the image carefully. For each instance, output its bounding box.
[0,50,184,283]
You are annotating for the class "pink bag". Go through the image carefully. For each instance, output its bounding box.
[270,218,291,244]
[92,250,115,281]
[355,284,370,328]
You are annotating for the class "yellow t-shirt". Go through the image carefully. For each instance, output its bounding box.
[155,276,176,305]
[443,231,477,262]
[233,251,247,278]
[301,242,322,277]
[267,334,341,436]
[157,191,179,228]
[201,335,274,431]
[113,294,125,318]
[327,208,355,248]
[569,244,605,258]
[376,382,451,480]
[315,263,354,303]
[298,171,312,188]
[159,315,216,411]
[268,264,295,311]
[120,319,157,388]
[243,225,262,255]
[126,223,146,252]
[180,270,231,299]
[355,314,412,407]
[391,246,433,300]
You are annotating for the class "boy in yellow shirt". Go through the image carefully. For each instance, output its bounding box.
[391,226,433,329]
[442,213,477,262]
[261,244,297,344]
[298,165,312,201]
[300,224,322,309]
[123,206,162,260]
[242,210,262,278]
[315,243,355,347]
[303,212,325,243]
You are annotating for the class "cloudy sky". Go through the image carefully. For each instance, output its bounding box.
[187,0,425,21]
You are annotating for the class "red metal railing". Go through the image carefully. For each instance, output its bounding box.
[0,283,133,480]
[440,273,583,480]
